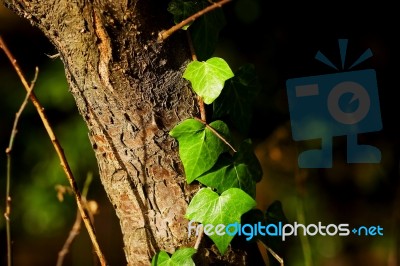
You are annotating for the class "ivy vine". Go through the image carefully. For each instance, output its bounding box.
[152,1,287,265]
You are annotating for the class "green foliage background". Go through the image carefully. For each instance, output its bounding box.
[0,12,125,264]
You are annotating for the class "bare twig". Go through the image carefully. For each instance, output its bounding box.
[57,173,94,266]
[293,153,313,266]
[258,241,284,266]
[194,117,237,153]
[57,210,82,266]
[0,36,107,266]
[45,52,60,59]
[194,226,204,250]
[158,0,232,42]
[3,64,39,266]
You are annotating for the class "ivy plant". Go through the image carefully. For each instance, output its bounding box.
[151,248,197,266]
[152,1,287,265]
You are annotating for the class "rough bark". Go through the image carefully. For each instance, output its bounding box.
[3,0,199,264]
[2,0,259,265]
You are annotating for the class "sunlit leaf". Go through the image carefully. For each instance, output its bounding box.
[151,248,196,266]
[183,57,234,104]
[186,188,256,254]
[169,119,231,182]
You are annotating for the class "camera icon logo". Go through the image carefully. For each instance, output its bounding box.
[286,39,382,168]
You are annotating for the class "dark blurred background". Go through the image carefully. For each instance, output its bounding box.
[1,1,399,265]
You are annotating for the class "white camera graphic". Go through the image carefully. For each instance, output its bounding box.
[286,40,382,168]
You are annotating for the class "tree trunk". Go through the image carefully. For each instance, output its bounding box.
[2,1,260,265]
[2,0,201,264]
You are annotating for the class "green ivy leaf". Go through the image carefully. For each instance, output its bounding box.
[197,139,262,198]
[167,0,204,30]
[183,57,234,104]
[170,119,231,183]
[190,4,226,60]
[151,248,197,266]
[186,188,256,254]
[213,64,261,134]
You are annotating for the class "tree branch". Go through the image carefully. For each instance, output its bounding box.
[158,0,232,42]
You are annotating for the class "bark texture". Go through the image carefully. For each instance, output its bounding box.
[3,0,199,264]
[2,0,262,265]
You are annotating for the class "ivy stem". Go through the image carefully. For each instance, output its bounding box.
[194,117,237,153]
[186,31,207,122]
[158,0,232,42]
[198,97,206,122]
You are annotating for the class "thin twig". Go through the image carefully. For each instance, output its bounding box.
[158,0,232,42]
[57,210,82,266]
[194,117,237,153]
[4,64,39,266]
[5,67,39,155]
[258,241,284,266]
[57,173,94,266]
[387,164,400,266]
[296,197,313,266]
[194,226,204,250]
[45,52,60,59]
[293,151,313,266]
[0,36,107,266]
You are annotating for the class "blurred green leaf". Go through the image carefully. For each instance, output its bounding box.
[35,60,74,111]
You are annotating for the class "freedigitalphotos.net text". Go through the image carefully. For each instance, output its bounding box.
[188,220,383,241]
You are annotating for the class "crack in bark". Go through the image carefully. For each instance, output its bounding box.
[93,9,114,93]
[87,104,160,257]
